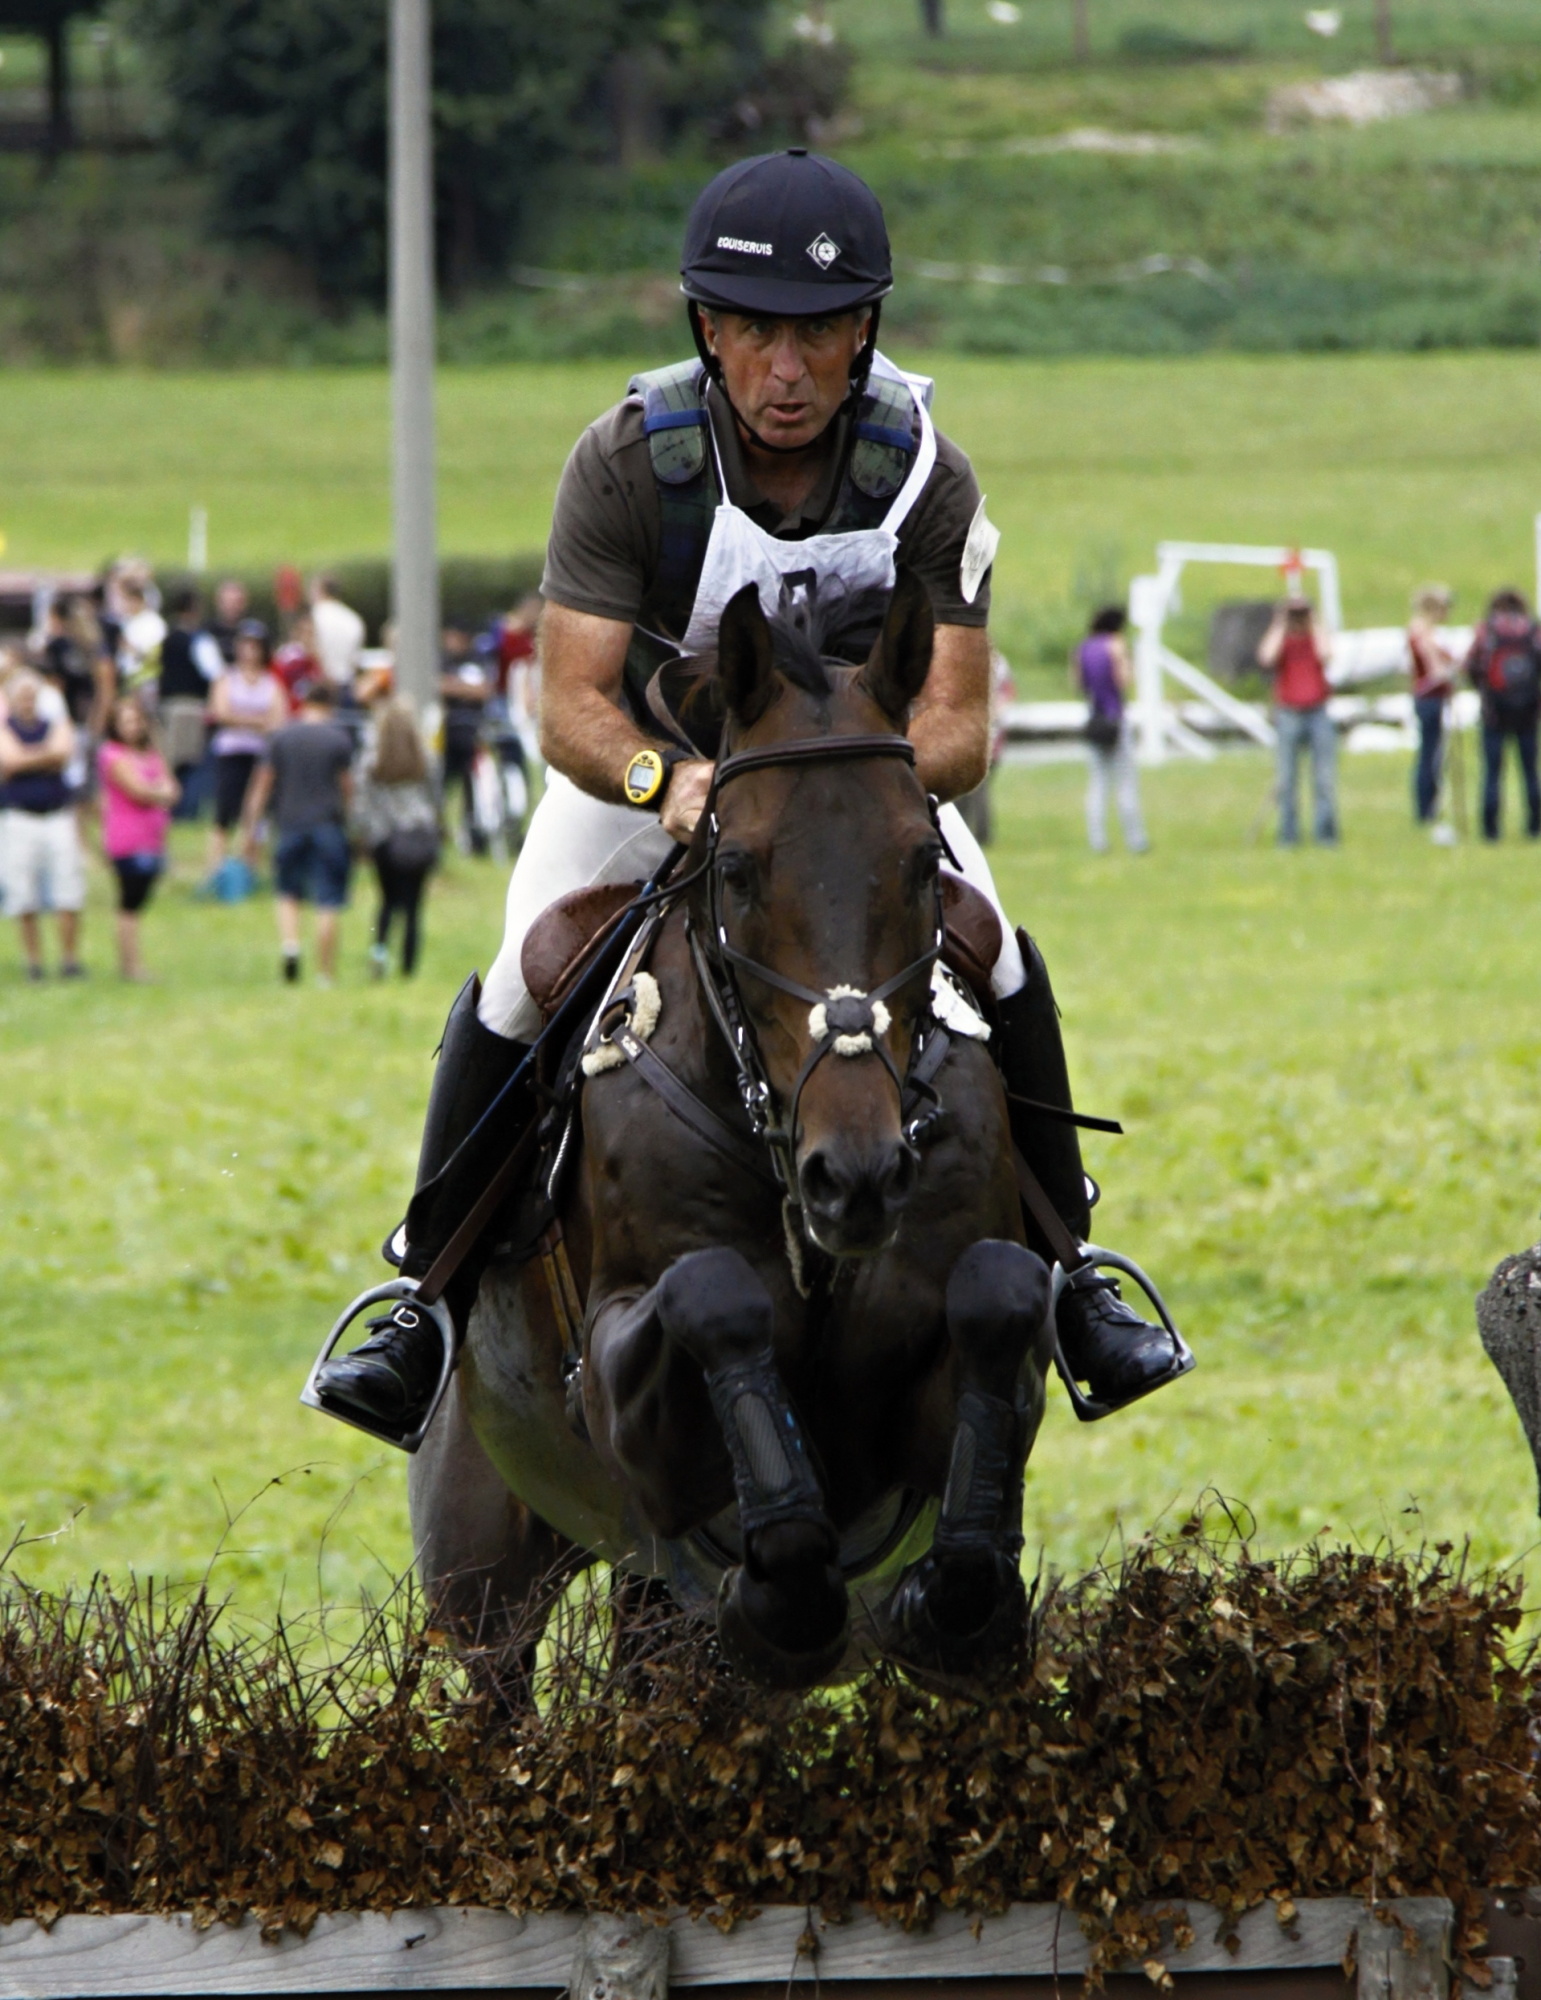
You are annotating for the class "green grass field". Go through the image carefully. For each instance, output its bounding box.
[4,748,1539,1619]
[4,351,1540,690]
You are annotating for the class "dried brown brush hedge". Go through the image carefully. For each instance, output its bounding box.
[1,1533,1537,1979]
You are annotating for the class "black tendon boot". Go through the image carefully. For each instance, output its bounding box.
[995,928,1189,1410]
[311,975,530,1437]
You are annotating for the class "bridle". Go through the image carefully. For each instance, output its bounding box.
[686,731,947,1197]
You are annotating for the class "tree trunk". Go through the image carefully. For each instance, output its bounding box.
[607,49,661,170]
[920,0,944,37]
[45,13,73,157]
[1374,0,1395,63]
[1072,0,1090,62]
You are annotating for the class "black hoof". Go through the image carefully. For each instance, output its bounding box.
[716,1562,850,1691]
[886,1545,1027,1681]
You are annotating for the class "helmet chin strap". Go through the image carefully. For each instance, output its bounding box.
[688,301,883,460]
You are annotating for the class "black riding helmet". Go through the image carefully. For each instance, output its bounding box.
[681,149,893,449]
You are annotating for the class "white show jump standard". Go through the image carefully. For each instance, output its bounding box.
[1129,541,1345,767]
[0,1896,1457,1998]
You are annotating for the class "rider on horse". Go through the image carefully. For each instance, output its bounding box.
[312,149,1191,1442]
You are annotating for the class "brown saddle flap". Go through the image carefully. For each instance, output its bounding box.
[941,874,1001,1005]
[522,882,643,1020]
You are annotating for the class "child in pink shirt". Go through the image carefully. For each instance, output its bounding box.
[97,694,179,981]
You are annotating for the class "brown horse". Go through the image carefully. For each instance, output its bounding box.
[408,574,1053,1689]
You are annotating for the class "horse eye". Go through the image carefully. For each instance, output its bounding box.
[911,843,942,885]
[719,850,756,896]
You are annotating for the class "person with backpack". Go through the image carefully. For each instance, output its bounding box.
[1466,589,1541,841]
[1074,605,1148,855]
[353,699,441,978]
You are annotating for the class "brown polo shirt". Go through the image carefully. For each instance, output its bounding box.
[541,376,992,631]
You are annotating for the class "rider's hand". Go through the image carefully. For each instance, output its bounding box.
[660,759,715,842]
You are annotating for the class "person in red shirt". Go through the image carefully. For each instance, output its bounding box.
[1258,595,1337,845]
[272,611,322,714]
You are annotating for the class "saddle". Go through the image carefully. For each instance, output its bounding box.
[522,874,1002,1023]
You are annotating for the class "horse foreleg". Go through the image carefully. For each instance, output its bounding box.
[408,1371,583,1705]
[888,1238,1052,1679]
[591,1246,848,1690]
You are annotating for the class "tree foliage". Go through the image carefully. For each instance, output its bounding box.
[133,0,771,301]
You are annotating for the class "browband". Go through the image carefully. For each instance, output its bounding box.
[713,733,916,792]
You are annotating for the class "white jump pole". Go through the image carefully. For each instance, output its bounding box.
[1128,571,1170,767]
[390,0,439,713]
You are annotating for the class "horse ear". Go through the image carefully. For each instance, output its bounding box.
[718,582,777,726]
[861,570,935,723]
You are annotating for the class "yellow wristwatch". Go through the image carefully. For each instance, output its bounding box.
[622,746,682,809]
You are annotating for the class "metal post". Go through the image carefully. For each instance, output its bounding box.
[390,0,439,712]
[1533,511,1541,613]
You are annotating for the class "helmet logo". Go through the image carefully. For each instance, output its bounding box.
[806,232,841,270]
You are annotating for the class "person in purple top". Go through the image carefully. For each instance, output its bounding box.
[1074,605,1148,855]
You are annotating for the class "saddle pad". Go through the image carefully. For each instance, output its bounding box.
[522,881,643,1020]
[940,874,1001,1004]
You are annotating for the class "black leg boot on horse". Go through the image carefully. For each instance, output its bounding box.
[310,974,531,1442]
[997,929,1192,1412]
[652,1247,850,1691]
[888,1239,1052,1679]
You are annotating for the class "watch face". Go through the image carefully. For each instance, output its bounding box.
[624,749,664,806]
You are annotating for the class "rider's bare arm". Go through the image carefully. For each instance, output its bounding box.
[909,623,991,803]
[539,603,714,840]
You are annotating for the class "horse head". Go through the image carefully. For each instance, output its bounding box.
[706,571,940,1257]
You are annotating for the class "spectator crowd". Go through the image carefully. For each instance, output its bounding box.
[0,561,542,984]
[1069,579,1541,853]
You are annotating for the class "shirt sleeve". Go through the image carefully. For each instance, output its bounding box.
[540,404,654,626]
[896,430,991,629]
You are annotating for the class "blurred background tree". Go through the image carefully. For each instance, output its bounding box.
[0,0,96,150]
[131,0,773,302]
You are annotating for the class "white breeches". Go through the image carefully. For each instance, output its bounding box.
[477,769,1025,1040]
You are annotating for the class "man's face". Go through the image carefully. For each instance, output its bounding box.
[9,674,40,722]
[216,582,247,623]
[702,309,871,453]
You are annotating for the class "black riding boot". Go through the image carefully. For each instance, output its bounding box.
[311,974,530,1436]
[996,928,1188,1410]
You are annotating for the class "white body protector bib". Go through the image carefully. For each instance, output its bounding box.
[678,358,939,667]
[477,362,1020,1040]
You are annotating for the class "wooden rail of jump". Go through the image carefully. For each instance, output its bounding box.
[0,1893,1531,2000]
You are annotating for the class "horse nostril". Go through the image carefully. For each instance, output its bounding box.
[882,1143,919,1204]
[800,1149,843,1214]
[800,1142,918,1226]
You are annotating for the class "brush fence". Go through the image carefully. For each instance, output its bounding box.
[0,1894,1510,1999]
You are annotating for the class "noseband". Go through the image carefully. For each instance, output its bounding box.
[689,732,946,1195]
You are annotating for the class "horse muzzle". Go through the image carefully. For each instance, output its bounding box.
[797,1134,919,1256]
